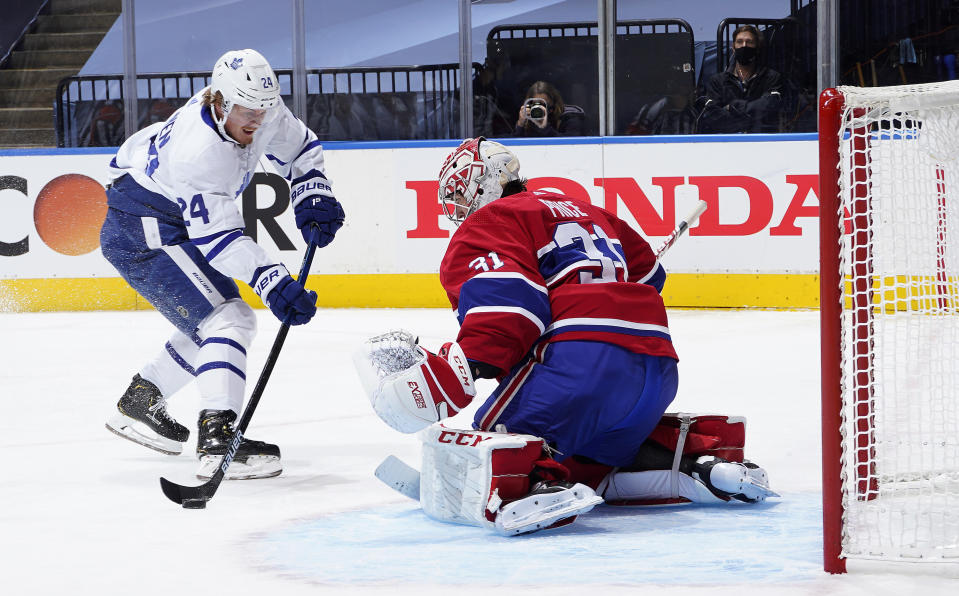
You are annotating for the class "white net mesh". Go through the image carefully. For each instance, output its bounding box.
[363,330,423,377]
[836,81,959,562]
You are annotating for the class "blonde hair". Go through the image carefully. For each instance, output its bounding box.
[201,88,224,107]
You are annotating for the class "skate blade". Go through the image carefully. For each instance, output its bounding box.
[495,483,603,536]
[196,455,282,480]
[741,476,780,501]
[105,415,183,456]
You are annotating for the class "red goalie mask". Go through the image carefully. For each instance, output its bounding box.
[437,137,520,224]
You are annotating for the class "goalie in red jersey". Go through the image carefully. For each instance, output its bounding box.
[354,138,776,535]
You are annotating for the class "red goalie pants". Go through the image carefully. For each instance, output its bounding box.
[473,340,678,467]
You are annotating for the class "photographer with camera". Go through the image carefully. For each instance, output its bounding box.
[513,81,585,137]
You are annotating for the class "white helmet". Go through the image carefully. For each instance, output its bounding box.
[210,49,281,139]
[438,137,521,224]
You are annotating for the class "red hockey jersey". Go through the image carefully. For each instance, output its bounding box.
[439,190,678,374]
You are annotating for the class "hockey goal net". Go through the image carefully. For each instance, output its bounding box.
[820,82,959,573]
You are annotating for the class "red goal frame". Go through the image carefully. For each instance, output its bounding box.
[821,86,882,575]
[820,87,880,575]
[818,86,848,575]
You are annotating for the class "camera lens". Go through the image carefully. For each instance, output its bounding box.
[530,105,546,119]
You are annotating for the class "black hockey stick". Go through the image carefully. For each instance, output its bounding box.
[160,237,319,508]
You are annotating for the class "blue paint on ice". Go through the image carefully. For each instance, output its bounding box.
[254,492,823,586]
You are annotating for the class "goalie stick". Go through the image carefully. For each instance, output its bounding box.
[374,202,708,500]
[160,229,320,509]
[374,455,421,500]
[655,200,707,258]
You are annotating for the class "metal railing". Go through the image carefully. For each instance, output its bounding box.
[488,18,692,39]
[483,19,696,136]
[56,63,480,147]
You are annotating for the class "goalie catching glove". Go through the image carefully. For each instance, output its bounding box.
[353,330,475,433]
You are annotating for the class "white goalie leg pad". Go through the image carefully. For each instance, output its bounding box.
[601,460,778,505]
[418,423,601,535]
[602,411,777,505]
[601,469,725,504]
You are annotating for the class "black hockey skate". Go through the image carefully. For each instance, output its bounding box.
[105,374,189,455]
[195,409,282,480]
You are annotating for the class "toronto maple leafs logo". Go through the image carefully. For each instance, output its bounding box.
[229,57,243,70]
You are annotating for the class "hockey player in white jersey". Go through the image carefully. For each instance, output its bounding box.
[101,49,345,480]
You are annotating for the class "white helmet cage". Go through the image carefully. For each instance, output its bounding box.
[438,137,521,224]
[210,49,282,141]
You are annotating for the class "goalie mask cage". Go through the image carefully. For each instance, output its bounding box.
[820,83,959,574]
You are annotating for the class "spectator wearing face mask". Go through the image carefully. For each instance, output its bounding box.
[696,25,783,134]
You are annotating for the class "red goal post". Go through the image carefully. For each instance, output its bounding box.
[819,83,959,574]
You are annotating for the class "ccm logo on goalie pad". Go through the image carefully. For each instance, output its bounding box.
[437,430,491,447]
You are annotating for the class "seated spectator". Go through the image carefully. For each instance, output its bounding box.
[697,25,783,134]
[513,81,585,137]
[473,51,516,137]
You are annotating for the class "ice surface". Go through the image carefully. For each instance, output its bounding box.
[1,307,956,595]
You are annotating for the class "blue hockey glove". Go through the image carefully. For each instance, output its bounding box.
[251,265,317,325]
[291,170,345,248]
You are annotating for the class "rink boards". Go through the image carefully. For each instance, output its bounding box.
[0,135,819,311]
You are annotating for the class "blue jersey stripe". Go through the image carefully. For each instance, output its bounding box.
[266,153,288,166]
[642,263,666,293]
[203,230,244,262]
[200,336,247,355]
[290,168,328,187]
[543,323,672,342]
[458,276,550,328]
[196,361,246,380]
[294,140,324,162]
[165,341,197,376]
[191,228,238,246]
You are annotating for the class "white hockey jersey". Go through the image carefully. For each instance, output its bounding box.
[107,88,331,287]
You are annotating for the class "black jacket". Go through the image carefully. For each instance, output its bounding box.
[512,105,586,137]
[697,63,783,134]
